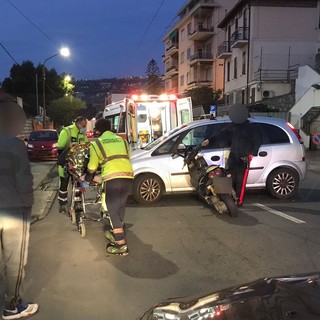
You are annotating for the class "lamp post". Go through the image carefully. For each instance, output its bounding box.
[42,47,70,128]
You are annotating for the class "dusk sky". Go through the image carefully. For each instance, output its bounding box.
[0,0,186,81]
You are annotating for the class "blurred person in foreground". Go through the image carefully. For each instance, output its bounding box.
[83,118,133,256]
[56,116,88,214]
[0,100,38,319]
[202,104,261,206]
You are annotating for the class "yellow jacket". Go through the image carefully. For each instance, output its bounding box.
[57,123,88,177]
[87,131,133,181]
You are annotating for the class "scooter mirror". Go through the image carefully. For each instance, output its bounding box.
[177,143,187,152]
[172,143,187,159]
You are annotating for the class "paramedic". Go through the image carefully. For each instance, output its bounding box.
[57,116,88,214]
[84,118,133,256]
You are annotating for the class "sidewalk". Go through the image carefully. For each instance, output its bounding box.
[305,149,320,172]
[30,162,58,222]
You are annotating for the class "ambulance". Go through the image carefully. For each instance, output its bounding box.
[102,94,193,148]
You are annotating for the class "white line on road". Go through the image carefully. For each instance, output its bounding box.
[253,203,306,224]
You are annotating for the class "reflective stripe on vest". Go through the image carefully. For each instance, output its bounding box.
[102,171,134,181]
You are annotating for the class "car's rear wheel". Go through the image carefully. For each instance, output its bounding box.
[132,174,164,205]
[266,168,299,199]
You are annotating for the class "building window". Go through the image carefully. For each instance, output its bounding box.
[187,48,191,60]
[251,87,256,103]
[227,61,230,82]
[187,72,190,84]
[205,67,212,81]
[234,57,238,79]
[241,89,245,104]
[181,28,185,41]
[180,75,185,86]
[226,94,229,105]
[187,23,191,35]
[242,52,246,75]
[180,52,185,64]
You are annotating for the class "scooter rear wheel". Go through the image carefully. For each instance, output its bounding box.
[219,194,238,217]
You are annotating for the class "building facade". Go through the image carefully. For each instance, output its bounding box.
[217,0,320,106]
[163,0,237,95]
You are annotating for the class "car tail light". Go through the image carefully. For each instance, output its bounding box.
[214,168,222,176]
[287,122,303,144]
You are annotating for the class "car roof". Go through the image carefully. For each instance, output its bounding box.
[185,116,288,128]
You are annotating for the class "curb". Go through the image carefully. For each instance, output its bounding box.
[31,164,59,224]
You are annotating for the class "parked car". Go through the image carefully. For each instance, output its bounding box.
[27,129,59,161]
[131,117,307,204]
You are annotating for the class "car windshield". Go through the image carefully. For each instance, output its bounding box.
[29,131,58,142]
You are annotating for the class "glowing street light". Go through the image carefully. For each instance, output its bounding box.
[42,47,70,128]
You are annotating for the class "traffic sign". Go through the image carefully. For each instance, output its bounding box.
[312,132,320,145]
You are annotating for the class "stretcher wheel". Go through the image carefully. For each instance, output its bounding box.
[70,209,76,225]
[79,223,86,238]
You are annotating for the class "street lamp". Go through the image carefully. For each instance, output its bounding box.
[42,47,70,128]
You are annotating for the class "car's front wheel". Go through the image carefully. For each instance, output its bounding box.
[132,174,164,205]
[266,168,299,199]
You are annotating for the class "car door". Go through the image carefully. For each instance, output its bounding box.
[168,122,229,191]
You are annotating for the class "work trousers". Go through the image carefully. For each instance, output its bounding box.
[58,175,71,205]
[0,208,30,310]
[104,178,132,241]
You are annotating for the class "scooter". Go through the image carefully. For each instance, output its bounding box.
[178,144,238,217]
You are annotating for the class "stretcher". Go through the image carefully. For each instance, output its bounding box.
[66,143,109,238]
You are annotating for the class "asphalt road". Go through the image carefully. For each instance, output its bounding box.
[22,161,320,320]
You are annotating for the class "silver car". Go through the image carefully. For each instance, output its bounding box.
[131,117,307,204]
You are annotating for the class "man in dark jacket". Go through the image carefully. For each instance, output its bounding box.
[202,104,261,206]
[0,101,38,319]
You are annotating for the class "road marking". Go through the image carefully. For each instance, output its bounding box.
[254,203,306,224]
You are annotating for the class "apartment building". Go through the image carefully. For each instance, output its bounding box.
[162,0,237,95]
[217,0,320,106]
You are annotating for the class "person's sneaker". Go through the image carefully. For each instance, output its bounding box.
[59,204,67,214]
[2,301,38,319]
[106,243,128,256]
[104,230,115,243]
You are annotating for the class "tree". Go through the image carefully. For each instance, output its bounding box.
[1,61,67,116]
[145,59,163,94]
[47,96,86,126]
[184,87,223,114]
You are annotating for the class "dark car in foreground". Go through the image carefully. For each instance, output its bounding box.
[27,129,58,161]
[139,272,320,319]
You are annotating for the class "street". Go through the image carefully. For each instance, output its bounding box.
[24,160,320,319]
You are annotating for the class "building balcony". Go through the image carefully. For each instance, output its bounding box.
[188,25,214,41]
[187,79,213,89]
[165,66,179,78]
[231,27,248,48]
[165,42,179,56]
[189,51,213,65]
[217,41,232,59]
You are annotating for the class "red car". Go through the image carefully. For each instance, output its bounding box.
[27,129,59,161]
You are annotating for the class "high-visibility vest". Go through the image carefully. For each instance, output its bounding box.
[88,131,133,181]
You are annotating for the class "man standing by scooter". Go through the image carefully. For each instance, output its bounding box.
[202,104,261,206]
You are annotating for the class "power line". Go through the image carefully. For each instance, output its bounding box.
[4,0,93,79]
[136,0,165,49]
[5,0,54,43]
[0,41,19,65]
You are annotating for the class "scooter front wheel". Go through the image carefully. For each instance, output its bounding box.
[219,194,238,217]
